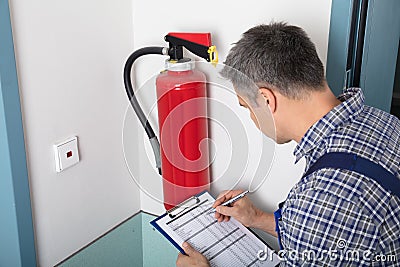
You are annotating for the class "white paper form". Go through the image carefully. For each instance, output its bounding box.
[151,191,280,267]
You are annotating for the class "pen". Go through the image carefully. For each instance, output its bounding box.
[209,190,249,213]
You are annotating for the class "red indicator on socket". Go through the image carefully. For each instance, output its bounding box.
[66,151,73,158]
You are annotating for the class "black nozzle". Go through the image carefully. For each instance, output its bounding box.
[165,35,210,62]
[167,44,184,61]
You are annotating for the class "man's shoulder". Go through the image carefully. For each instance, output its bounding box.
[285,169,394,226]
[355,104,399,129]
[327,104,400,176]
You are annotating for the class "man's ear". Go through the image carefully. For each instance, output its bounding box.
[259,88,277,113]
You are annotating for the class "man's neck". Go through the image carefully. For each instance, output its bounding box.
[288,88,341,143]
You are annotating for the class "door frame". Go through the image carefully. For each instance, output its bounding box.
[0,0,37,266]
[327,0,400,112]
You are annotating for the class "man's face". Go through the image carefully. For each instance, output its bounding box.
[237,94,276,142]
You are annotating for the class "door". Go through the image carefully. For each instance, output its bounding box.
[327,0,400,116]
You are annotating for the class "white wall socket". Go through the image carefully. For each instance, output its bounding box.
[54,136,80,172]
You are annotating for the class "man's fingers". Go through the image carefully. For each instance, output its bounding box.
[213,190,245,223]
[176,253,186,267]
[216,190,230,199]
[216,214,231,223]
[182,242,196,256]
[213,190,244,208]
[213,191,230,208]
[177,242,210,267]
[216,205,236,217]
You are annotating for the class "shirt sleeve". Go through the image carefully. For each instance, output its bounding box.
[278,188,380,266]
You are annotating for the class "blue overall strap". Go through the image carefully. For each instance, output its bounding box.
[274,152,399,250]
[274,201,285,250]
[303,152,400,198]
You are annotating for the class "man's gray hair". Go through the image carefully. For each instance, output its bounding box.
[220,22,325,101]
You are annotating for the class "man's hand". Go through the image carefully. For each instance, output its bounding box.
[212,190,277,236]
[176,242,210,267]
[212,190,262,227]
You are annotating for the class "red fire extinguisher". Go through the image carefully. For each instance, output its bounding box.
[123,32,218,210]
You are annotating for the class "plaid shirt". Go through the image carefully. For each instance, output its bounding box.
[279,88,400,266]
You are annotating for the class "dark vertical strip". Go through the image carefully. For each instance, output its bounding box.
[390,41,400,117]
[346,0,361,72]
[353,0,369,87]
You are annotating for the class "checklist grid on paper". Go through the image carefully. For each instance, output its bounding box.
[153,192,280,267]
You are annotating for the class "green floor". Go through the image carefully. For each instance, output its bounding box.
[57,212,177,267]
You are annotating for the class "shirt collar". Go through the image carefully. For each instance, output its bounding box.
[293,87,365,163]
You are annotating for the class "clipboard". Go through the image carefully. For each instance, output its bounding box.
[150,191,280,266]
[150,194,203,254]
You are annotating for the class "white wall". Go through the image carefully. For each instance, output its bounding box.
[9,0,332,264]
[9,0,141,266]
[132,0,332,219]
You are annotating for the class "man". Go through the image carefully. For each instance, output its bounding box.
[176,22,400,266]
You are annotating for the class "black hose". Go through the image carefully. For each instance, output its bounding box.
[123,46,166,175]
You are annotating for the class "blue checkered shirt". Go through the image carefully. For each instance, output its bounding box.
[279,88,400,266]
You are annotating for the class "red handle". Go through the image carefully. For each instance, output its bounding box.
[167,32,212,47]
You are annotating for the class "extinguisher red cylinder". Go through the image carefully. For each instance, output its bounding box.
[156,62,210,210]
